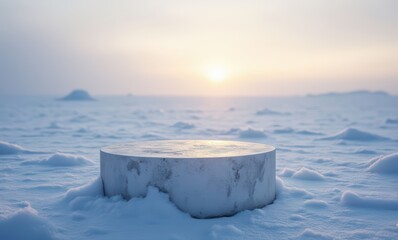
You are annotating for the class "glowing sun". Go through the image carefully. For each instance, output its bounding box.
[207,66,227,83]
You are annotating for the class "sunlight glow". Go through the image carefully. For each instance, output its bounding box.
[207,66,227,83]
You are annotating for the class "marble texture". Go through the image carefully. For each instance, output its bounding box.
[100,140,276,218]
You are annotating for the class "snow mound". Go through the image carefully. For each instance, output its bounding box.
[63,177,103,203]
[60,89,95,101]
[340,191,398,210]
[299,228,333,240]
[385,118,398,124]
[69,115,94,123]
[273,127,294,134]
[171,121,195,130]
[307,90,390,98]
[85,227,108,237]
[276,177,314,199]
[279,168,295,177]
[46,122,64,129]
[321,128,391,141]
[303,199,328,208]
[141,133,165,140]
[24,153,94,166]
[220,128,240,135]
[292,167,325,181]
[210,224,243,239]
[352,148,377,155]
[238,128,267,138]
[273,128,322,135]
[289,214,306,221]
[256,108,289,116]
[117,187,186,219]
[0,141,32,155]
[367,153,398,174]
[76,127,89,133]
[0,202,58,240]
[64,181,186,221]
[295,130,323,136]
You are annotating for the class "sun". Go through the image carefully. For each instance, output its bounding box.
[207,66,227,83]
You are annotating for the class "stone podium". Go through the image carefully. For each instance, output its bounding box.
[100,140,276,218]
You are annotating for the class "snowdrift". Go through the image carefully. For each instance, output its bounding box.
[385,118,398,124]
[0,141,34,155]
[171,121,195,130]
[256,108,289,116]
[340,191,398,211]
[23,153,94,166]
[279,167,325,181]
[238,128,267,138]
[63,176,103,202]
[63,178,187,221]
[321,128,391,141]
[367,153,398,174]
[0,203,58,240]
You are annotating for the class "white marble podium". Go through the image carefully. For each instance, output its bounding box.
[100,140,276,218]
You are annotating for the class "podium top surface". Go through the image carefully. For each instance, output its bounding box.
[101,140,275,159]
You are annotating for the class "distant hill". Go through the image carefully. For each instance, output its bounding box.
[306,90,391,98]
[60,89,95,101]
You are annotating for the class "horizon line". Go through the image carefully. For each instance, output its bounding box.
[0,89,396,98]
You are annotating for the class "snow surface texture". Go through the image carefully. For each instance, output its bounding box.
[0,94,397,239]
[100,140,276,218]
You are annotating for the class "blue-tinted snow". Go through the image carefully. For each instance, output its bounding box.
[0,94,397,239]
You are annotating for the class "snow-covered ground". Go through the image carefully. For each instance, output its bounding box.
[0,93,397,239]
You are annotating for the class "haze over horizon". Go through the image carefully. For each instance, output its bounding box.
[1,89,397,98]
[1,0,397,96]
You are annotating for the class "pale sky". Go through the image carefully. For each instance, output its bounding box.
[0,0,397,96]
